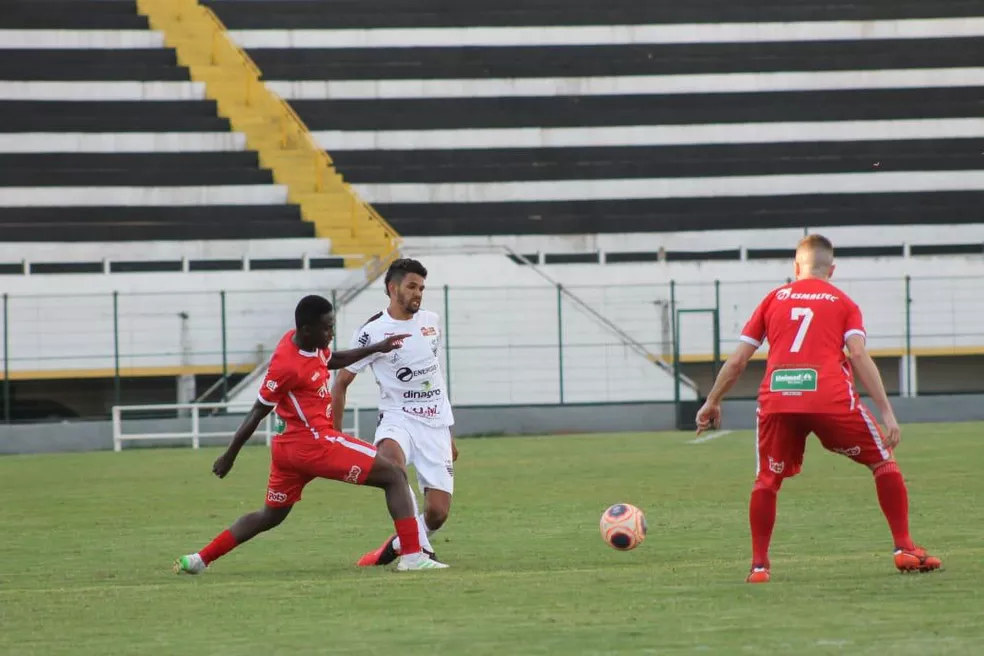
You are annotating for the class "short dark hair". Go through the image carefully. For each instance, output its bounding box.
[294,294,334,330]
[384,258,427,295]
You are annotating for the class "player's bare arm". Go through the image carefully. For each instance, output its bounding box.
[212,399,274,478]
[327,333,411,370]
[695,341,758,435]
[330,368,357,429]
[846,334,901,449]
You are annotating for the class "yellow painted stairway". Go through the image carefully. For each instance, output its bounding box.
[136,0,400,268]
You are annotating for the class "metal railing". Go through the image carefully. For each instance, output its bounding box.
[111,401,361,452]
[5,274,984,419]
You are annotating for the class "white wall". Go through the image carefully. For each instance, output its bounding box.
[328,247,984,407]
[1,268,354,374]
[333,275,689,407]
[5,245,984,406]
[395,249,984,362]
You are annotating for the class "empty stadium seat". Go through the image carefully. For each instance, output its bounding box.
[207,0,984,238]
[0,0,313,243]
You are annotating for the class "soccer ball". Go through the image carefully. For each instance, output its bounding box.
[600,503,647,551]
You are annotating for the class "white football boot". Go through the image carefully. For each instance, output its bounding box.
[173,553,207,575]
[396,551,450,571]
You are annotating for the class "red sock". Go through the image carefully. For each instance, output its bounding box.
[749,484,778,569]
[394,517,421,555]
[199,529,238,565]
[874,462,915,551]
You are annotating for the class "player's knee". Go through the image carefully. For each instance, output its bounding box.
[424,505,449,531]
[372,456,408,488]
[260,506,291,530]
[753,473,783,495]
[376,439,407,472]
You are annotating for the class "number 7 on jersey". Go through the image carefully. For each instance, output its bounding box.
[789,307,814,353]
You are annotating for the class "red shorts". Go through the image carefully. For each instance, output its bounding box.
[266,432,377,507]
[755,405,891,479]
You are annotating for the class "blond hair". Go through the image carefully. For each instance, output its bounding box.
[795,234,834,273]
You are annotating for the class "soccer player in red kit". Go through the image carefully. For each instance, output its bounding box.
[695,235,941,583]
[173,294,448,574]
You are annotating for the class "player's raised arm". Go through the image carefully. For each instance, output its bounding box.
[212,399,274,478]
[327,333,411,369]
[845,334,900,448]
[695,340,759,434]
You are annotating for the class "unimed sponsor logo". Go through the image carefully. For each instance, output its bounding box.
[770,368,818,393]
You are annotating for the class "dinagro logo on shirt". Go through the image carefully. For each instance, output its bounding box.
[770,368,818,393]
[403,388,442,400]
[775,287,839,302]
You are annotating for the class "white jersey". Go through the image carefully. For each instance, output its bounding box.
[346,308,454,428]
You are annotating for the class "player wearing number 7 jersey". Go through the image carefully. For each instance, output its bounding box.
[695,235,941,583]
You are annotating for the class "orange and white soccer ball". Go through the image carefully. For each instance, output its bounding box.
[600,503,647,550]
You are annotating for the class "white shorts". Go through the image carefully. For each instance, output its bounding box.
[374,414,454,495]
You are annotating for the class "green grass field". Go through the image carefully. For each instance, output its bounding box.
[1,423,982,655]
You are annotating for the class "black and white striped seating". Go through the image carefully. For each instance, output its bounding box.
[204,0,984,239]
[0,0,312,244]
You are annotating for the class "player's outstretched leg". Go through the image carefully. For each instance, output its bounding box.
[747,474,782,583]
[174,505,292,575]
[376,488,452,565]
[358,482,442,567]
[362,455,448,571]
[358,438,445,567]
[871,461,942,573]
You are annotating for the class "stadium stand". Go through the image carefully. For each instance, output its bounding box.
[4,0,984,418]
[0,1,377,417]
[0,1,313,244]
[207,0,984,412]
[209,0,984,239]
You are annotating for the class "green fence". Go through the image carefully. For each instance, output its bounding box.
[2,274,984,419]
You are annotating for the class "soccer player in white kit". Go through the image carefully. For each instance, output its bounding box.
[331,258,458,567]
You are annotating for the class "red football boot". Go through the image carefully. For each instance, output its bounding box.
[746,566,771,584]
[356,534,399,567]
[894,546,942,573]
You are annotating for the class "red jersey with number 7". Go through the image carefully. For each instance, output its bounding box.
[740,278,866,414]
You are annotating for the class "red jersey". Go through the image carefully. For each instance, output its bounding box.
[257,331,334,441]
[741,278,866,414]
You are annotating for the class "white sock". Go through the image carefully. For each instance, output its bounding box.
[393,486,434,553]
